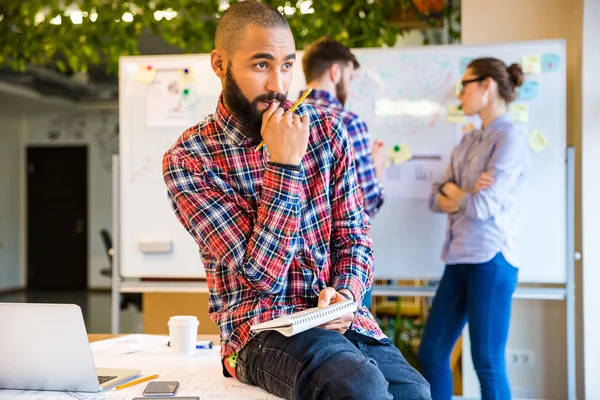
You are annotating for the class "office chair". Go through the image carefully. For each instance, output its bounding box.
[99,229,142,312]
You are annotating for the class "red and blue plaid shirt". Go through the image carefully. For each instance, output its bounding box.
[162,95,386,358]
[302,89,384,217]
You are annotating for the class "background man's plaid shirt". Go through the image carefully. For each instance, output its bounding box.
[303,89,384,217]
[163,97,387,359]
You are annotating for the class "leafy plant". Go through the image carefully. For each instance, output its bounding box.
[0,0,403,75]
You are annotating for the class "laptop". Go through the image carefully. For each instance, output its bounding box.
[0,302,141,392]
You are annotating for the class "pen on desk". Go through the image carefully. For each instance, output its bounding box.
[167,340,213,349]
[114,374,159,391]
[256,87,312,151]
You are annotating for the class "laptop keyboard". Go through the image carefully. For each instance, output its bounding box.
[98,375,118,385]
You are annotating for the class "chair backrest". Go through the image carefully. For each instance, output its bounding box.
[99,229,113,264]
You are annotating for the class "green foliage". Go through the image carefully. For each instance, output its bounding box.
[0,0,402,75]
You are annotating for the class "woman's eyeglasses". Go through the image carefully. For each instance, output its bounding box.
[458,77,487,94]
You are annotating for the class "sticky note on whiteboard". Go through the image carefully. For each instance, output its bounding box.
[447,104,465,123]
[138,241,173,254]
[459,57,473,74]
[541,53,560,72]
[388,143,412,165]
[135,65,157,84]
[509,103,529,122]
[522,56,542,74]
[179,67,196,84]
[527,129,547,153]
[518,81,539,100]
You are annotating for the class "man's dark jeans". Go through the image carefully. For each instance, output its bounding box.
[236,328,431,399]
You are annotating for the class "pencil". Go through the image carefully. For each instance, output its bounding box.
[256,87,313,150]
[114,374,159,391]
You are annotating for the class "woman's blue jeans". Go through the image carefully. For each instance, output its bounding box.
[418,253,518,400]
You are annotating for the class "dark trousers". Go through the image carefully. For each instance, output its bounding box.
[236,328,431,399]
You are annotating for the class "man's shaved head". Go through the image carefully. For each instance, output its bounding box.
[215,1,290,55]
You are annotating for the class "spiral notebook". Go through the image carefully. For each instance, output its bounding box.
[250,300,358,337]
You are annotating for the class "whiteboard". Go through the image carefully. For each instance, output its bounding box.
[119,39,566,283]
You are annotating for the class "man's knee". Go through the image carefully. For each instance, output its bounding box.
[339,359,431,400]
[331,355,392,399]
[394,381,432,400]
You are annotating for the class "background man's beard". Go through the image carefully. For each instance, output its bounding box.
[223,69,287,145]
[336,80,348,107]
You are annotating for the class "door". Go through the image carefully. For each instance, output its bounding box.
[27,147,88,290]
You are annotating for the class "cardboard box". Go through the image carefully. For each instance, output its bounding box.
[143,292,220,335]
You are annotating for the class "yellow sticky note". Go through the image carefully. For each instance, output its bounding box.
[447,105,465,123]
[389,143,412,165]
[454,80,462,96]
[509,103,529,122]
[135,64,156,84]
[528,129,547,153]
[462,122,474,133]
[522,56,542,74]
[180,67,196,84]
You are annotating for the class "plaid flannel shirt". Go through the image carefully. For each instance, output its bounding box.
[302,89,384,217]
[162,95,386,359]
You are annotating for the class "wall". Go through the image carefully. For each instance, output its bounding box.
[581,0,600,398]
[25,109,118,289]
[0,111,25,291]
[461,0,584,398]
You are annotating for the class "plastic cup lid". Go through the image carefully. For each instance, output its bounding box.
[168,315,199,327]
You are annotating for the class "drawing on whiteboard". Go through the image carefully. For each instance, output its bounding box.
[383,155,447,199]
[146,71,193,128]
[346,53,454,136]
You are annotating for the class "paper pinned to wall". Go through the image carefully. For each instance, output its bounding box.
[541,53,560,72]
[179,67,196,84]
[386,143,412,166]
[136,65,157,84]
[518,81,539,100]
[509,103,529,122]
[146,71,193,128]
[447,104,465,123]
[528,129,548,153]
[522,56,542,74]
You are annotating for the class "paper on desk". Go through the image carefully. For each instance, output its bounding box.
[0,338,282,400]
[90,334,169,354]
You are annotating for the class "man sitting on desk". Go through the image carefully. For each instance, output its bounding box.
[162,2,430,399]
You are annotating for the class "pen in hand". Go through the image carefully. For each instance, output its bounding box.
[256,87,312,150]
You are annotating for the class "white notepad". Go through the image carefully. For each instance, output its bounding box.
[250,300,358,337]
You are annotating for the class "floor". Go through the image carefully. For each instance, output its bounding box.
[0,290,144,333]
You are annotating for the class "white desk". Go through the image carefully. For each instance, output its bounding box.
[0,334,281,400]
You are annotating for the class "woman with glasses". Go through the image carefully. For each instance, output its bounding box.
[417,57,531,400]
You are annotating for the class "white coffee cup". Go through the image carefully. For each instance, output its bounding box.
[168,315,199,355]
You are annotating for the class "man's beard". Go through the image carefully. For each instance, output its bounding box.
[223,68,287,145]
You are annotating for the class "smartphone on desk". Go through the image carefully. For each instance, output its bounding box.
[142,381,179,396]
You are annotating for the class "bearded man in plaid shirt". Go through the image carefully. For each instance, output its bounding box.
[162,2,430,399]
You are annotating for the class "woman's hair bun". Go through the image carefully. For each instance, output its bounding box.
[507,63,524,88]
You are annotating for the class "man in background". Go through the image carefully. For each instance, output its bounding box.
[302,37,387,310]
